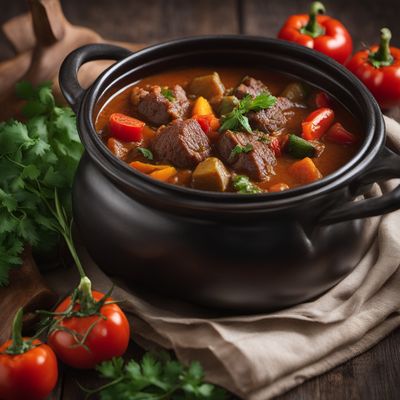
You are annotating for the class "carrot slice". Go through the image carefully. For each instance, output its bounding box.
[192,96,213,116]
[141,125,157,141]
[149,166,177,181]
[289,157,322,184]
[130,161,170,174]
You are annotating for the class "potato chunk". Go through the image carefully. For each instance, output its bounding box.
[192,157,230,192]
[188,72,225,100]
[218,95,239,115]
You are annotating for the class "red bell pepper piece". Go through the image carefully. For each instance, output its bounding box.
[109,113,145,142]
[347,28,400,110]
[278,1,353,64]
[301,107,334,141]
[325,122,357,145]
[193,115,211,134]
[315,91,332,108]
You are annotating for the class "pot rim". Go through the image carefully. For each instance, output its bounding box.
[76,35,385,212]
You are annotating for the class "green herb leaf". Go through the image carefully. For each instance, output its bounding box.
[229,143,253,161]
[0,81,82,286]
[84,352,227,400]
[220,93,276,134]
[161,87,175,102]
[232,175,262,194]
[137,147,154,160]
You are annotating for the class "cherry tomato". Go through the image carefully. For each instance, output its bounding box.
[302,107,334,140]
[48,291,130,369]
[109,113,145,142]
[325,122,357,145]
[0,340,58,400]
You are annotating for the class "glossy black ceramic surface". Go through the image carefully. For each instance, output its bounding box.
[60,36,400,312]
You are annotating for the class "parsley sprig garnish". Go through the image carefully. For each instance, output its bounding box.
[219,93,276,133]
[137,147,154,160]
[0,82,82,286]
[81,352,227,400]
[229,144,253,161]
[161,87,175,102]
[233,175,261,194]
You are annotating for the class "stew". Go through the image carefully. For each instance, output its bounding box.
[95,68,362,194]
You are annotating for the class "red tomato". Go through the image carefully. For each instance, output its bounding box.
[325,122,357,145]
[48,291,130,369]
[0,339,58,400]
[109,113,145,142]
[302,107,334,140]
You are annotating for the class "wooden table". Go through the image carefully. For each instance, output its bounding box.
[1,1,399,399]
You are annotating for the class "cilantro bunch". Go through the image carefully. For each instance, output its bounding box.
[83,352,227,400]
[0,82,82,286]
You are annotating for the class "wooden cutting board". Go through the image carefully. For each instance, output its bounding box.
[0,0,144,121]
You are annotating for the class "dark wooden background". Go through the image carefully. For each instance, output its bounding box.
[1,1,400,399]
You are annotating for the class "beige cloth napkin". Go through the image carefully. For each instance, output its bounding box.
[46,116,400,400]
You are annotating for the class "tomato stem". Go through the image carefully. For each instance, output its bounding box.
[369,28,394,68]
[301,1,326,38]
[77,276,95,311]
[5,308,32,355]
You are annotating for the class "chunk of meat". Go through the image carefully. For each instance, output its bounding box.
[107,137,141,161]
[131,84,189,126]
[152,119,211,169]
[247,97,296,133]
[217,130,276,181]
[234,76,270,99]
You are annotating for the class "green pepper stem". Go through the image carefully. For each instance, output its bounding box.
[302,1,326,38]
[369,28,394,67]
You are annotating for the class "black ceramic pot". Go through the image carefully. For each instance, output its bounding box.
[60,36,400,312]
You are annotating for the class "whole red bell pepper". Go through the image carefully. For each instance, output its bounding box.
[278,1,353,64]
[347,28,400,109]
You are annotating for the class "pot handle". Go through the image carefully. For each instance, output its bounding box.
[319,147,400,225]
[59,43,133,113]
